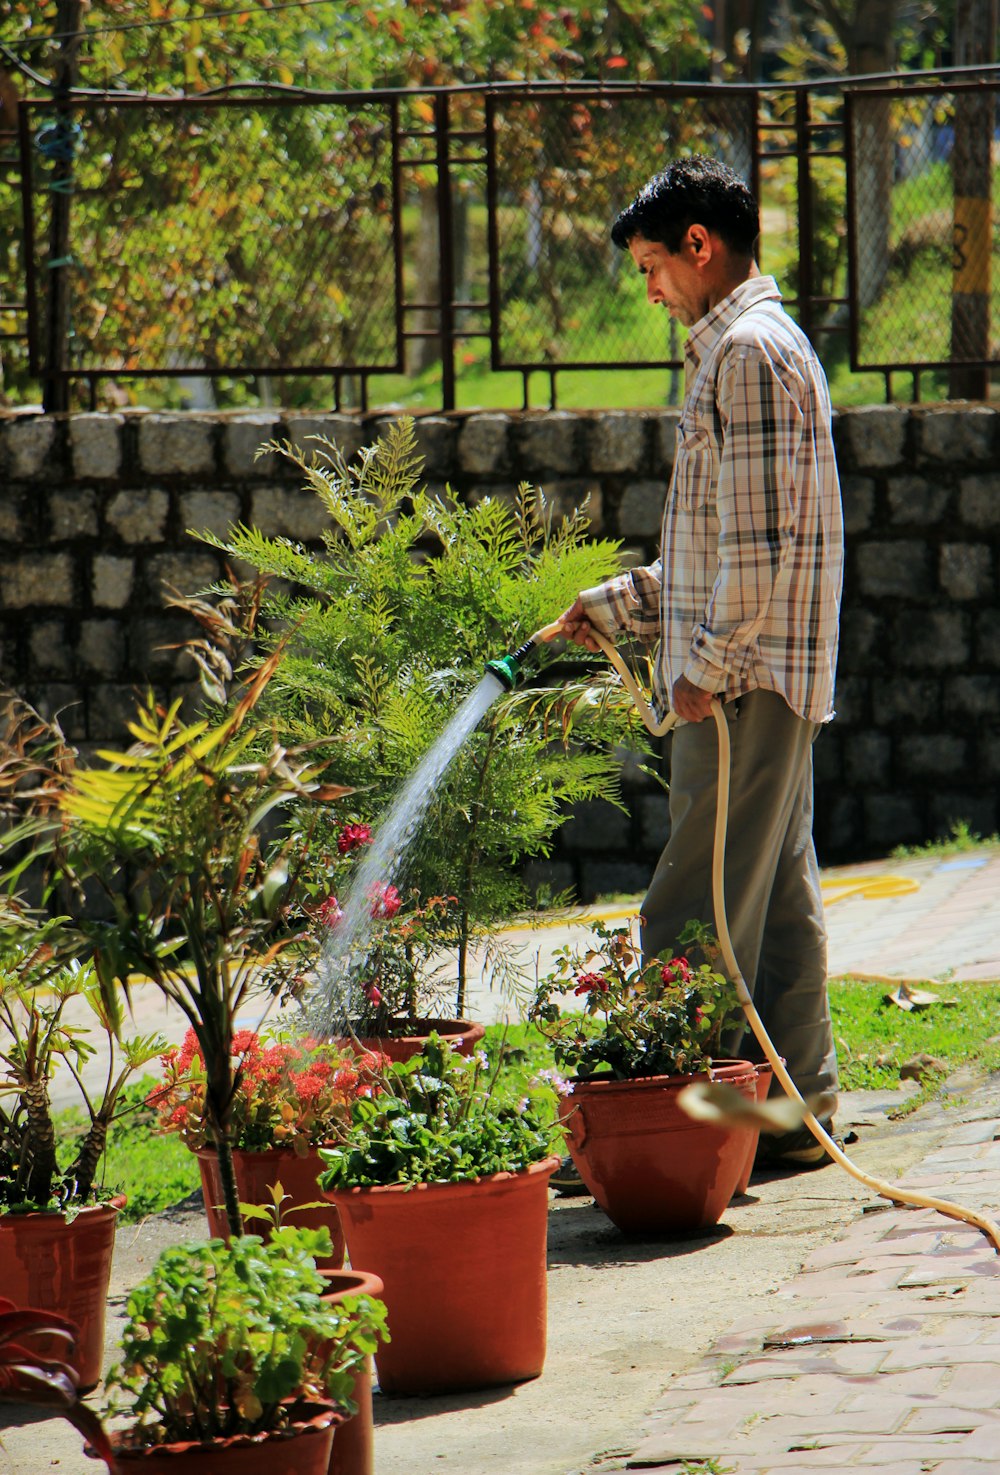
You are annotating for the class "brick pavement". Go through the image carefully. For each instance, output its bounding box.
[626,1082,1000,1473]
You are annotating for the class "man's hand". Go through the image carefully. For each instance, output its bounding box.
[554,596,603,653]
[671,674,716,723]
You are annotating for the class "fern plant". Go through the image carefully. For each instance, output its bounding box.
[200,417,647,1015]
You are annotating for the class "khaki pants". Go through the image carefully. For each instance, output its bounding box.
[640,689,839,1101]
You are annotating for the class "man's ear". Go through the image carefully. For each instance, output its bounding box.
[685,223,714,263]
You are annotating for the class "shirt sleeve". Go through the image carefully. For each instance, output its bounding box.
[578,563,663,646]
[684,341,803,691]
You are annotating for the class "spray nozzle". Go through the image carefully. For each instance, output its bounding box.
[484,637,541,691]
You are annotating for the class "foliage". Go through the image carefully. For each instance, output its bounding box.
[318,1033,561,1189]
[0,1297,118,1474]
[204,417,643,1014]
[830,976,1000,1093]
[529,918,744,1081]
[103,1228,388,1446]
[148,1026,386,1153]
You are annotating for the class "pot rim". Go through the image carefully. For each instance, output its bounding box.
[108,1400,343,1458]
[563,1060,758,1094]
[0,1192,127,1225]
[322,1152,561,1202]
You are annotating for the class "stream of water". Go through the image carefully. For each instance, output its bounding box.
[304,672,508,1039]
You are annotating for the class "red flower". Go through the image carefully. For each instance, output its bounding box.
[338,823,373,854]
[318,894,344,928]
[661,956,693,985]
[368,883,401,920]
[364,982,382,1006]
[573,971,609,996]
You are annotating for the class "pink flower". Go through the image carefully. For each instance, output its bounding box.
[368,882,401,920]
[338,823,373,854]
[573,971,609,996]
[318,894,344,928]
[661,956,693,985]
[364,983,382,1006]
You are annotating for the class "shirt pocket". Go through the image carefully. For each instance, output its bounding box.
[671,423,716,510]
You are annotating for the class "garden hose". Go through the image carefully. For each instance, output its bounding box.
[525,619,1000,1252]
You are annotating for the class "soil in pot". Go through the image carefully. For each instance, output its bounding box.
[195,1148,345,1270]
[560,1060,758,1235]
[0,1194,124,1390]
[326,1156,559,1396]
[105,1402,341,1475]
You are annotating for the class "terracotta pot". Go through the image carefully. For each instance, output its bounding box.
[0,1194,124,1391]
[325,1155,560,1395]
[108,1402,340,1474]
[195,1147,345,1270]
[559,1061,758,1235]
[733,1062,776,1197]
[343,1017,485,1064]
[319,1269,385,1475]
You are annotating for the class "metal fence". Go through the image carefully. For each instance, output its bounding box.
[7,68,1000,411]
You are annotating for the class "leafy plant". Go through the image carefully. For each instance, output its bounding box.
[103,1228,388,1448]
[202,417,644,1015]
[529,918,743,1081]
[0,1298,118,1474]
[318,1033,561,1189]
[148,1027,387,1153]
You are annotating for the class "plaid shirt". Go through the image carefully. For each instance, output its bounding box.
[581,275,843,724]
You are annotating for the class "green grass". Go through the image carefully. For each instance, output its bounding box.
[891,819,1000,861]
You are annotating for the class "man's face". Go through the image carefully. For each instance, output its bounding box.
[628,231,707,328]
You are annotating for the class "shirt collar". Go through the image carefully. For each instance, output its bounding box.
[684,275,782,367]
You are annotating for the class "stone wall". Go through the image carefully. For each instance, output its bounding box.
[2,405,998,895]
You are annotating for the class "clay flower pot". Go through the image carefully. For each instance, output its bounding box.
[0,1194,125,1390]
[733,1062,776,1197]
[319,1269,384,1475]
[325,1155,560,1395]
[108,1401,341,1474]
[341,1017,485,1064]
[559,1061,758,1235]
[195,1147,345,1270]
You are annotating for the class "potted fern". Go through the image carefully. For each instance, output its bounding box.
[199,417,643,1035]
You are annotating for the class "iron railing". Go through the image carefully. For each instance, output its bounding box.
[7,68,1000,412]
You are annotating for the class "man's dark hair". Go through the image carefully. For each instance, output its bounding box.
[610,156,759,257]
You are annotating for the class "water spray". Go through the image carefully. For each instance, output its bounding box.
[517,618,1000,1252]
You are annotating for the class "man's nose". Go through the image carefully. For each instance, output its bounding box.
[646,276,661,304]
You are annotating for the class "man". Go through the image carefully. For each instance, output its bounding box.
[558,156,844,1173]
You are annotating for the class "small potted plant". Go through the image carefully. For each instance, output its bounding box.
[318,1034,562,1396]
[148,1025,387,1268]
[100,1225,388,1474]
[529,918,757,1235]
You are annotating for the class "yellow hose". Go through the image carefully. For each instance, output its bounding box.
[533,620,1000,1251]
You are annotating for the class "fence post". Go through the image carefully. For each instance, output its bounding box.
[433,91,457,412]
[795,89,814,345]
[42,0,83,414]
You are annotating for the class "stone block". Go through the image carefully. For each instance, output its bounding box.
[892,608,969,669]
[280,414,353,466]
[975,609,1000,667]
[180,491,242,541]
[940,543,993,601]
[855,540,931,598]
[146,551,221,600]
[29,620,73,677]
[651,411,681,475]
[639,792,669,849]
[945,674,1000,716]
[864,793,924,848]
[831,675,868,725]
[5,415,58,480]
[412,416,459,476]
[89,683,160,743]
[5,554,74,608]
[844,730,891,788]
[929,792,997,840]
[29,684,86,740]
[129,616,199,677]
[918,406,997,463]
[536,480,603,533]
[0,495,21,540]
[841,476,875,534]
[558,798,631,853]
[841,405,907,469]
[49,489,99,540]
[870,677,939,726]
[959,472,1000,527]
[70,414,124,480]
[578,860,649,903]
[887,475,950,526]
[978,731,1000,778]
[898,733,968,780]
[78,619,126,677]
[223,414,280,477]
[91,555,135,609]
[521,860,575,904]
[839,608,888,672]
[514,413,579,476]
[249,486,330,542]
[458,414,511,475]
[106,488,170,542]
[619,480,667,538]
[813,727,842,784]
[138,415,215,477]
[818,791,862,857]
[587,412,647,474]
